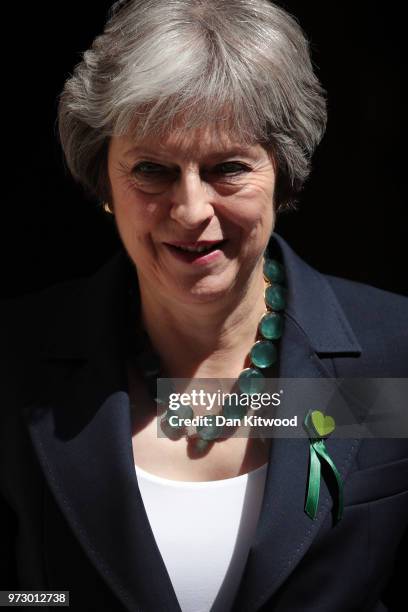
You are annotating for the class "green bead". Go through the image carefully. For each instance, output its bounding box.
[259,312,283,340]
[194,438,211,453]
[159,416,184,440]
[155,379,176,405]
[238,368,265,394]
[250,340,277,368]
[196,414,223,441]
[263,258,285,283]
[265,284,286,311]
[165,404,193,428]
[222,395,247,420]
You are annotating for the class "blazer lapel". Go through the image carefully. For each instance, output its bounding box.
[231,233,363,611]
[23,233,364,612]
[23,251,182,612]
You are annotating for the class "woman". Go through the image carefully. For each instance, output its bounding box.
[1,1,407,611]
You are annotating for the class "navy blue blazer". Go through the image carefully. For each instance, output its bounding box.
[1,232,408,612]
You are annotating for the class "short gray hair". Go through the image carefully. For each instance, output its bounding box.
[58,0,327,212]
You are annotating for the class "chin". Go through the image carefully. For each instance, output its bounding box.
[176,277,234,305]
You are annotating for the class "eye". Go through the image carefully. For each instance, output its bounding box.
[213,162,250,176]
[132,162,168,177]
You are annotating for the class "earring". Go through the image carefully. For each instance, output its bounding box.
[102,202,114,215]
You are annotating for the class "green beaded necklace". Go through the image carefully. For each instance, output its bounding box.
[127,257,344,521]
[131,253,287,453]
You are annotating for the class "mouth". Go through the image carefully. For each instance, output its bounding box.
[163,239,228,265]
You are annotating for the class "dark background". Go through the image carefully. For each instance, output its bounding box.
[2,0,406,297]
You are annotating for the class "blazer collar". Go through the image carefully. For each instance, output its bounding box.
[268,233,361,354]
[26,232,363,612]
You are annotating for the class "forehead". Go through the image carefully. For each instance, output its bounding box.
[118,122,262,161]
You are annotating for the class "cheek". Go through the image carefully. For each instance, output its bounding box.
[220,184,274,230]
[115,190,165,236]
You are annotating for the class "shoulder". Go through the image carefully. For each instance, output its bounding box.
[0,278,88,416]
[271,232,408,367]
[0,250,127,355]
[323,273,408,373]
[324,273,408,332]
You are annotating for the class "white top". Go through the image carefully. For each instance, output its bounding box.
[135,462,268,612]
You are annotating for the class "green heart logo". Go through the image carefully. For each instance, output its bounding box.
[310,410,335,437]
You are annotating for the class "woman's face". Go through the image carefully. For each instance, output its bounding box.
[107,126,276,304]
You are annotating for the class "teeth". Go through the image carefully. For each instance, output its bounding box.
[177,244,215,253]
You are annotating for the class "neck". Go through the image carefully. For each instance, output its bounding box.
[136,262,268,378]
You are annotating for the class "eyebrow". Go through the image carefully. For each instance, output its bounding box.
[123,146,256,161]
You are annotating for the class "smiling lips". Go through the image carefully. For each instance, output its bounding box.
[165,240,227,253]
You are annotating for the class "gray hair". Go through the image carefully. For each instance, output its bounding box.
[58,0,327,212]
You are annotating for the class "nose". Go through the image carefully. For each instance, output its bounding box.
[169,168,214,229]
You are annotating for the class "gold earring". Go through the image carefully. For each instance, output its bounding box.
[102,202,114,215]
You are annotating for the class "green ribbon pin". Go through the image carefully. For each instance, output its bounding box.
[303,409,344,524]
